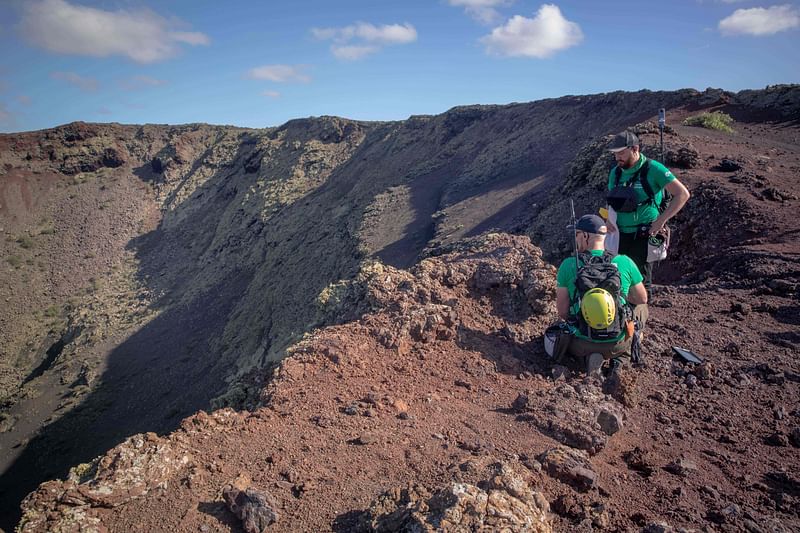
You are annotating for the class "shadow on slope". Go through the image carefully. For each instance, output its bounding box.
[0,142,262,529]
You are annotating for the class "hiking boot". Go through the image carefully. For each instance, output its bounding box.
[586,352,603,376]
[608,357,623,376]
[603,358,624,394]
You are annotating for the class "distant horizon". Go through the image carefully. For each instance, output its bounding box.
[3,83,796,135]
[2,0,798,134]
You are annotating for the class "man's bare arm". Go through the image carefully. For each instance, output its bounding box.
[556,287,571,320]
[650,179,690,235]
[627,282,648,305]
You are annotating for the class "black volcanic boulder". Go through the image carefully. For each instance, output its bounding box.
[101,147,126,168]
[665,146,699,169]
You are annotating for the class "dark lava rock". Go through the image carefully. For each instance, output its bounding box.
[101,147,126,168]
[624,447,656,477]
[761,187,796,202]
[666,146,699,169]
[511,392,531,412]
[764,432,789,447]
[223,486,279,533]
[552,493,609,527]
[707,503,740,524]
[790,427,800,447]
[596,408,623,436]
[730,302,752,315]
[716,159,742,172]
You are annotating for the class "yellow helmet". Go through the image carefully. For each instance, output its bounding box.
[581,288,616,329]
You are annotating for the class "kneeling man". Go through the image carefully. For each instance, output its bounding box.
[554,214,648,373]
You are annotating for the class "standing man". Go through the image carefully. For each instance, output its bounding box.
[605,131,690,290]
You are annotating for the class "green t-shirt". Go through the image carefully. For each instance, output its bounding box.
[608,154,676,233]
[556,250,644,341]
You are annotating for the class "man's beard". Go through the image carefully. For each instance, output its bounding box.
[618,154,637,169]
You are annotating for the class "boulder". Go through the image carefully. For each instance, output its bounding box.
[361,464,552,532]
[223,485,280,533]
[538,446,597,492]
[665,146,699,169]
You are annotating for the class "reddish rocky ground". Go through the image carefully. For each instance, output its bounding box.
[4,88,800,532]
[19,231,800,532]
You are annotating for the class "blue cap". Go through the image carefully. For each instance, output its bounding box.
[575,214,608,235]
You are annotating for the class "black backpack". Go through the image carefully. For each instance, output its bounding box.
[607,160,672,214]
[573,252,629,340]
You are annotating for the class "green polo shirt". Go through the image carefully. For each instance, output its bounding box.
[556,250,643,341]
[608,154,676,233]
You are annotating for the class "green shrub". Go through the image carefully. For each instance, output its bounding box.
[39,226,56,235]
[683,111,734,133]
[44,305,60,318]
[6,255,21,268]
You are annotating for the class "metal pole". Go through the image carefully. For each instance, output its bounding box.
[658,108,666,162]
[570,199,579,272]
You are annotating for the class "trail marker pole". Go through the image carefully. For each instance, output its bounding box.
[658,108,666,162]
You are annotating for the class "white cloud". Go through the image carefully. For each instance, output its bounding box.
[332,45,379,60]
[262,90,281,98]
[50,71,98,92]
[119,75,168,91]
[17,94,32,105]
[20,0,210,63]
[169,32,210,46]
[481,4,583,58]
[719,4,800,36]
[312,22,417,60]
[246,65,311,83]
[448,0,511,25]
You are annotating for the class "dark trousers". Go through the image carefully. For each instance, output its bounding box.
[563,305,649,361]
[618,229,652,290]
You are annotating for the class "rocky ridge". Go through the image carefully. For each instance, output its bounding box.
[2,85,800,530]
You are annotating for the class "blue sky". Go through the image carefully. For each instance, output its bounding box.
[0,0,798,133]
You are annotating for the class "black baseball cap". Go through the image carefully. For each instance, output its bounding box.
[574,214,607,235]
[608,131,639,152]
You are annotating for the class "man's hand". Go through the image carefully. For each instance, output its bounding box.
[648,219,666,236]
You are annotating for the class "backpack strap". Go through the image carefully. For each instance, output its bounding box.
[614,160,649,191]
[637,160,656,204]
